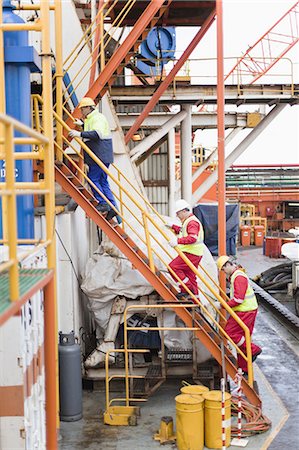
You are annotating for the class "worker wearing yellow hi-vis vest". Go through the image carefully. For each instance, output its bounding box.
[217,256,262,374]
[69,97,120,223]
[167,199,204,300]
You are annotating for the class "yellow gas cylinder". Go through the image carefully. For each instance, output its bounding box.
[202,390,231,449]
[175,393,204,450]
[180,384,209,397]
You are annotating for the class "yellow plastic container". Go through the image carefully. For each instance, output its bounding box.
[202,390,231,449]
[180,384,209,397]
[175,393,204,450]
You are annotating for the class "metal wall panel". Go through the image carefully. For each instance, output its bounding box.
[140,141,169,215]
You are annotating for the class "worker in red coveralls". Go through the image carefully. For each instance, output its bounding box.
[217,256,262,374]
[167,199,204,300]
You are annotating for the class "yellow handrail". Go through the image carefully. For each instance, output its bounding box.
[31,94,255,386]
[0,113,53,301]
[60,0,137,107]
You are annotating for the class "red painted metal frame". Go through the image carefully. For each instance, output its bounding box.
[224,1,299,84]
[125,8,216,144]
[68,0,167,125]
[44,276,58,450]
[216,0,225,259]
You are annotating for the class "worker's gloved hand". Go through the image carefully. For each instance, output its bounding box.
[73,119,83,127]
[169,237,178,248]
[69,130,81,139]
[164,219,174,229]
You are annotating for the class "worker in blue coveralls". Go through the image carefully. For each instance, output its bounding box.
[69,97,119,222]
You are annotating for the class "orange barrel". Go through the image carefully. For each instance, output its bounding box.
[202,390,231,449]
[180,384,209,397]
[270,237,282,258]
[175,394,204,450]
[254,225,265,246]
[240,225,251,246]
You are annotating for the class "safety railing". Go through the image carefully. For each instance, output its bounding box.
[58,0,137,109]
[0,113,55,300]
[105,303,207,413]
[117,56,298,94]
[31,94,255,386]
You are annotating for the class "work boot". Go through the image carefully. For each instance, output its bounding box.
[96,203,110,213]
[176,292,190,300]
[106,208,118,221]
[252,348,262,362]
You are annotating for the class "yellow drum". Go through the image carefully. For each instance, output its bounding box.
[180,384,209,397]
[175,394,204,450]
[202,390,231,449]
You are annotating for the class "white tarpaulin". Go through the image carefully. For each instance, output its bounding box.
[81,214,219,353]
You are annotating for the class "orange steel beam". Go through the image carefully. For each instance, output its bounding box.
[125,8,216,144]
[55,164,260,406]
[225,1,299,84]
[68,0,167,123]
[44,276,58,450]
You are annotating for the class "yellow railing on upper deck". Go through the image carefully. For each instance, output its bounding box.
[0,113,55,301]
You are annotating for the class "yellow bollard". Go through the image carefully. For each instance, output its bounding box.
[175,394,204,450]
[202,390,231,449]
[180,384,210,397]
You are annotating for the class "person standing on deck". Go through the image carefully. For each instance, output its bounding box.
[167,199,204,300]
[217,255,262,374]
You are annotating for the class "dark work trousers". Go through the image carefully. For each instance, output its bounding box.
[225,309,261,372]
[88,162,117,208]
[169,252,202,296]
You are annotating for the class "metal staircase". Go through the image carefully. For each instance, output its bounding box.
[54,158,261,407]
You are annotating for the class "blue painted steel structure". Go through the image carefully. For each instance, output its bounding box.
[0,0,41,240]
[136,27,176,76]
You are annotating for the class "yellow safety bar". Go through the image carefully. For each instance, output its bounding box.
[105,303,203,411]
[0,112,54,300]
[59,0,137,107]
[31,93,255,386]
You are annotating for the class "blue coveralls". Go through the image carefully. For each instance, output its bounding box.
[81,108,118,210]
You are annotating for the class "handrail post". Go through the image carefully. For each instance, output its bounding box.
[123,309,130,407]
[5,123,19,301]
[54,0,63,161]
[142,212,155,273]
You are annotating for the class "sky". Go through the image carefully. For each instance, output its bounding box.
[177,0,299,165]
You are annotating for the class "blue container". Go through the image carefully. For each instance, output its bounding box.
[0,0,40,240]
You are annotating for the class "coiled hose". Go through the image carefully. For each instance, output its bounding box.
[231,396,272,437]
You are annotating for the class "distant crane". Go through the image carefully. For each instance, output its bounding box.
[225,1,299,84]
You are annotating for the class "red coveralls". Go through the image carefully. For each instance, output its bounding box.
[168,216,203,296]
[225,269,262,373]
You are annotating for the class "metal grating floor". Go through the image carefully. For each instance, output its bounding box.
[0,268,50,316]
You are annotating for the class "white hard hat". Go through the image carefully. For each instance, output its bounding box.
[175,199,191,213]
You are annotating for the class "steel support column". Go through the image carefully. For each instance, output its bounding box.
[168,127,176,217]
[217,0,226,263]
[180,104,192,205]
[191,127,244,185]
[130,110,187,163]
[125,9,216,144]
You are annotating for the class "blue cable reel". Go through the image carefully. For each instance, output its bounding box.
[136,27,176,77]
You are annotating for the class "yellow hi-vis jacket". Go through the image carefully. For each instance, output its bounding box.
[230,269,258,312]
[177,215,204,256]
